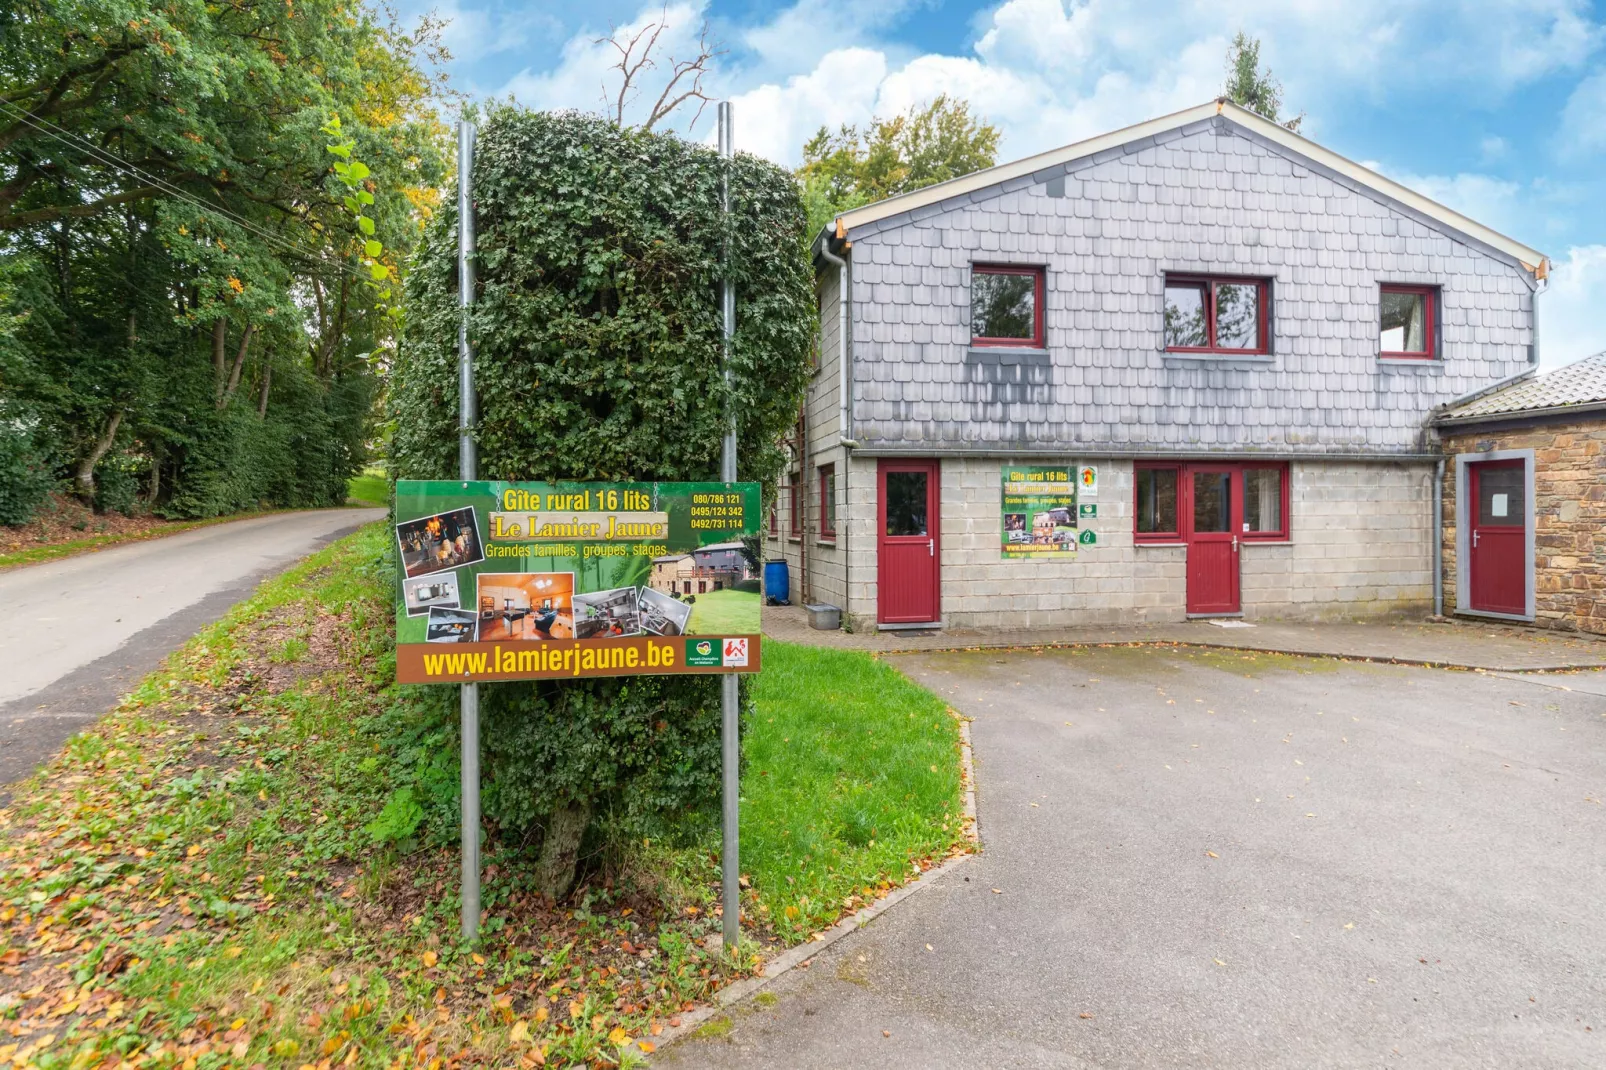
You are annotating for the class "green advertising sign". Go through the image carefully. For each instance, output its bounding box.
[1000,465,1077,559]
[394,480,761,683]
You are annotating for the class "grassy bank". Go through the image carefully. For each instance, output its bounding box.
[0,525,965,1068]
[0,502,291,571]
[345,468,388,507]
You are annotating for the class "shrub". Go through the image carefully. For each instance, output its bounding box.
[391,106,814,896]
[0,416,54,527]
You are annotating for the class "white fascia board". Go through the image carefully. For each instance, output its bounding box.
[834,100,1549,278]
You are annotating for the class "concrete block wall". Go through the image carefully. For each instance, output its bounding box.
[833,456,1432,630]
[1441,419,1606,634]
[1240,461,1434,621]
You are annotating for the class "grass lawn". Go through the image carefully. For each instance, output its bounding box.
[346,467,388,507]
[0,525,965,1068]
[743,643,968,940]
[684,585,761,635]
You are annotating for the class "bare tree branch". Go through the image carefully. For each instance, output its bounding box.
[596,8,723,132]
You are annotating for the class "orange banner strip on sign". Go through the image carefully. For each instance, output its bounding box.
[396,635,761,684]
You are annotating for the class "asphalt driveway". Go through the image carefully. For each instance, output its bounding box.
[661,646,1606,1069]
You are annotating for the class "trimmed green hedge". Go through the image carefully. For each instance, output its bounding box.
[390,107,814,877]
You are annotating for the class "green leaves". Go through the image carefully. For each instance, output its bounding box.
[364,239,382,259]
[356,215,375,236]
[389,106,814,851]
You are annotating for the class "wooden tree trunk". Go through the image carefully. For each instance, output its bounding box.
[535,802,591,901]
[212,318,228,403]
[257,358,272,418]
[218,324,253,409]
[73,410,123,504]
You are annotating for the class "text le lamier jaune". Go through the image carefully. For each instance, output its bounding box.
[490,487,666,541]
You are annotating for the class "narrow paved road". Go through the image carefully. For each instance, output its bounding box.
[0,508,383,786]
[662,647,1606,1069]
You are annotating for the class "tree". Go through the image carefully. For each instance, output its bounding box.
[597,7,722,132]
[798,95,1001,237]
[0,0,447,516]
[1224,31,1303,132]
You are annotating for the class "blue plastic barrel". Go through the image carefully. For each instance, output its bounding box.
[763,561,790,605]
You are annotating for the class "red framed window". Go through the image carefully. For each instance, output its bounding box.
[1133,462,1289,541]
[788,476,802,537]
[1134,463,1182,542]
[1380,284,1437,359]
[971,265,1045,347]
[1240,464,1289,540]
[768,503,778,536]
[1163,275,1270,354]
[819,463,837,538]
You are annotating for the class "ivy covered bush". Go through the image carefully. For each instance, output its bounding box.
[390,105,814,896]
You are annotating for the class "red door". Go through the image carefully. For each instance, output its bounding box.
[1186,465,1241,615]
[1469,460,1525,615]
[878,460,940,623]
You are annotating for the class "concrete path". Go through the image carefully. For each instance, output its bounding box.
[662,645,1606,1069]
[764,605,1606,672]
[0,508,382,786]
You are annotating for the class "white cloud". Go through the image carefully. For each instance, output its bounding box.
[1558,67,1606,157]
[499,2,713,131]
[724,48,888,163]
[1540,245,1606,367]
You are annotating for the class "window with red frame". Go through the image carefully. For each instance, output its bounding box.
[788,476,802,537]
[819,463,836,538]
[1163,275,1269,354]
[1379,285,1437,359]
[1133,462,1289,542]
[971,265,1045,347]
[1241,465,1288,540]
[1134,463,1181,542]
[768,502,778,536]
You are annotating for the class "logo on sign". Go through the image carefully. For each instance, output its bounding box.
[722,638,749,667]
[1078,528,1097,546]
[686,639,721,667]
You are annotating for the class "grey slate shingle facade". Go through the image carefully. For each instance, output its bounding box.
[841,115,1537,456]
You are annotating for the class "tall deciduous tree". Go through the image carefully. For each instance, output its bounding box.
[0,0,447,515]
[1224,31,1303,132]
[798,95,1001,237]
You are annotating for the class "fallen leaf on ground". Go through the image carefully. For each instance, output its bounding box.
[421,950,437,967]
[1079,1013,1094,1020]
[1206,851,1218,858]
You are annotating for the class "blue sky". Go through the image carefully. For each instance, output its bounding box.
[407,0,1606,368]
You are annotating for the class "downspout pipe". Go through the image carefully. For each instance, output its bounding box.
[1432,457,1444,618]
[817,235,855,625]
[816,239,855,448]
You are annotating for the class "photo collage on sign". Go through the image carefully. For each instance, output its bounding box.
[396,506,763,644]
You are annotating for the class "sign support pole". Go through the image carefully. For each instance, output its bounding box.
[717,101,740,955]
[456,119,480,943]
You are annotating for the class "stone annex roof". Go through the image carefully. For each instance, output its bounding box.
[1436,351,1606,425]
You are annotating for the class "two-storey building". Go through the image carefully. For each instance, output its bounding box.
[768,99,1550,631]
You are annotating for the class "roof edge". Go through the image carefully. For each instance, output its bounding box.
[1434,399,1606,428]
[832,99,1549,277]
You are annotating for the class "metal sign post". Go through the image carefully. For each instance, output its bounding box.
[717,101,740,955]
[456,119,481,942]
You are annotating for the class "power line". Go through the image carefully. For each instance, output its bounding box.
[0,98,375,284]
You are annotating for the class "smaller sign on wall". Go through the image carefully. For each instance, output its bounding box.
[1001,466,1077,559]
[1079,503,1097,519]
[1078,465,1099,496]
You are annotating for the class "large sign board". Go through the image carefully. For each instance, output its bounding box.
[395,480,761,683]
[1000,465,1077,559]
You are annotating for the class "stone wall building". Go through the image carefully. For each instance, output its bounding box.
[766,99,1551,632]
[1434,352,1606,634]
